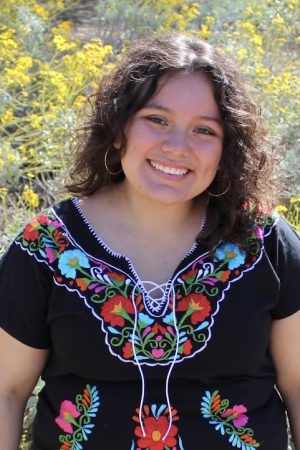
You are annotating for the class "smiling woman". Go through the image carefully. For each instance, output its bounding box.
[120,72,223,206]
[0,32,300,450]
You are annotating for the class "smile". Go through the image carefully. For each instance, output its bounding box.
[149,160,189,176]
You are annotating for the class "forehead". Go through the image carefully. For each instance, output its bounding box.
[145,71,220,116]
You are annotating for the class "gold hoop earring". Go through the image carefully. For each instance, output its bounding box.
[207,181,231,197]
[104,147,123,176]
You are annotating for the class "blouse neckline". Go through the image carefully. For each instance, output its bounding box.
[70,196,206,290]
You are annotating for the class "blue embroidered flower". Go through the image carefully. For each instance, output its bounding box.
[214,242,246,270]
[138,312,154,327]
[58,249,90,278]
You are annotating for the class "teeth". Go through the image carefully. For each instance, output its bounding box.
[150,160,188,176]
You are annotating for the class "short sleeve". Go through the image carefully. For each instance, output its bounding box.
[266,217,300,319]
[0,237,52,348]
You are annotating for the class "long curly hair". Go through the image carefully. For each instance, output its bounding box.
[65,32,278,250]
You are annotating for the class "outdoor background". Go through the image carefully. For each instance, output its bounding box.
[0,0,299,448]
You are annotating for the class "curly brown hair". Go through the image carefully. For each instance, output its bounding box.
[66,32,278,250]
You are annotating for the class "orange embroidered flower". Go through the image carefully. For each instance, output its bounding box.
[181,269,197,281]
[76,278,88,291]
[108,271,125,282]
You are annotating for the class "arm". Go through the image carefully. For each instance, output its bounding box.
[270,309,300,450]
[0,327,48,450]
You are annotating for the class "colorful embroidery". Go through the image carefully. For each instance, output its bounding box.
[16,208,275,366]
[132,404,185,450]
[55,384,100,450]
[200,390,261,449]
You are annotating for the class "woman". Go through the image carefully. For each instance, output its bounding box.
[0,32,299,450]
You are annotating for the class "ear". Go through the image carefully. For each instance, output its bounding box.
[113,138,121,150]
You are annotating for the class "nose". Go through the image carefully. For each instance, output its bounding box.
[161,130,189,157]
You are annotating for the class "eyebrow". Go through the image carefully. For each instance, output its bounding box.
[144,102,223,126]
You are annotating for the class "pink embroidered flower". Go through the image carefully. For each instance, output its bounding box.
[55,400,80,434]
[221,404,249,427]
[255,226,264,240]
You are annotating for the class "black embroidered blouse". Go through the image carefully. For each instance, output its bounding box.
[0,197,300,450]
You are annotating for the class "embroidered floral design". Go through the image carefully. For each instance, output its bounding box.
[56,384,100,450]
[132,404,185,450]
[200,390,261,449]
[55,400,81,433]
[100,295,135,327]
[176,293,211,325]
[16,208,275,366]
[58,249,90,279]
[214,242,246,270]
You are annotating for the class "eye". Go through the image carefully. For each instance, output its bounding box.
[194,126,214,136]
[146,116,168,126]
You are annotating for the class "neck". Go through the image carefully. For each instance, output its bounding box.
[111,182,207,237]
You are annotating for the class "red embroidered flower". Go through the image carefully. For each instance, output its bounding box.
[152,323,167,335]
[60,443,72,450]
[101,295,135,327]
[221,404,249,427]
[53,229,69,253]
[37,214,49,225]
[24,220,40,241]
[55,400,80,434]
[135,416,178,450]
[123,341,133,358]
[182,339,192,355]
[176,293,211,324]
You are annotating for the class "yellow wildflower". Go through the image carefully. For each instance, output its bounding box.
[53,35,77,52]
[236,48,248,59]
[290,197,300,204]
[0,108,14,125]
[199,24,212,40]
[238,21,256,35]
[255,65,270,78]
[31,4,50,20]
[17,55,33,70]
[205,16,215,25]
[250,33,263,47]
[30,114,42,129]
[274,205,288,213]
[0,159,5,169]
[72,95,86,110]
[22,185,39,208]
[51,21,72,36]
[7,154,16,162]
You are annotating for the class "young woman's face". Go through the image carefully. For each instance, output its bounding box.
[119,71,224,206]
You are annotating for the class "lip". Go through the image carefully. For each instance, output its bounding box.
[147,159,190,179]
